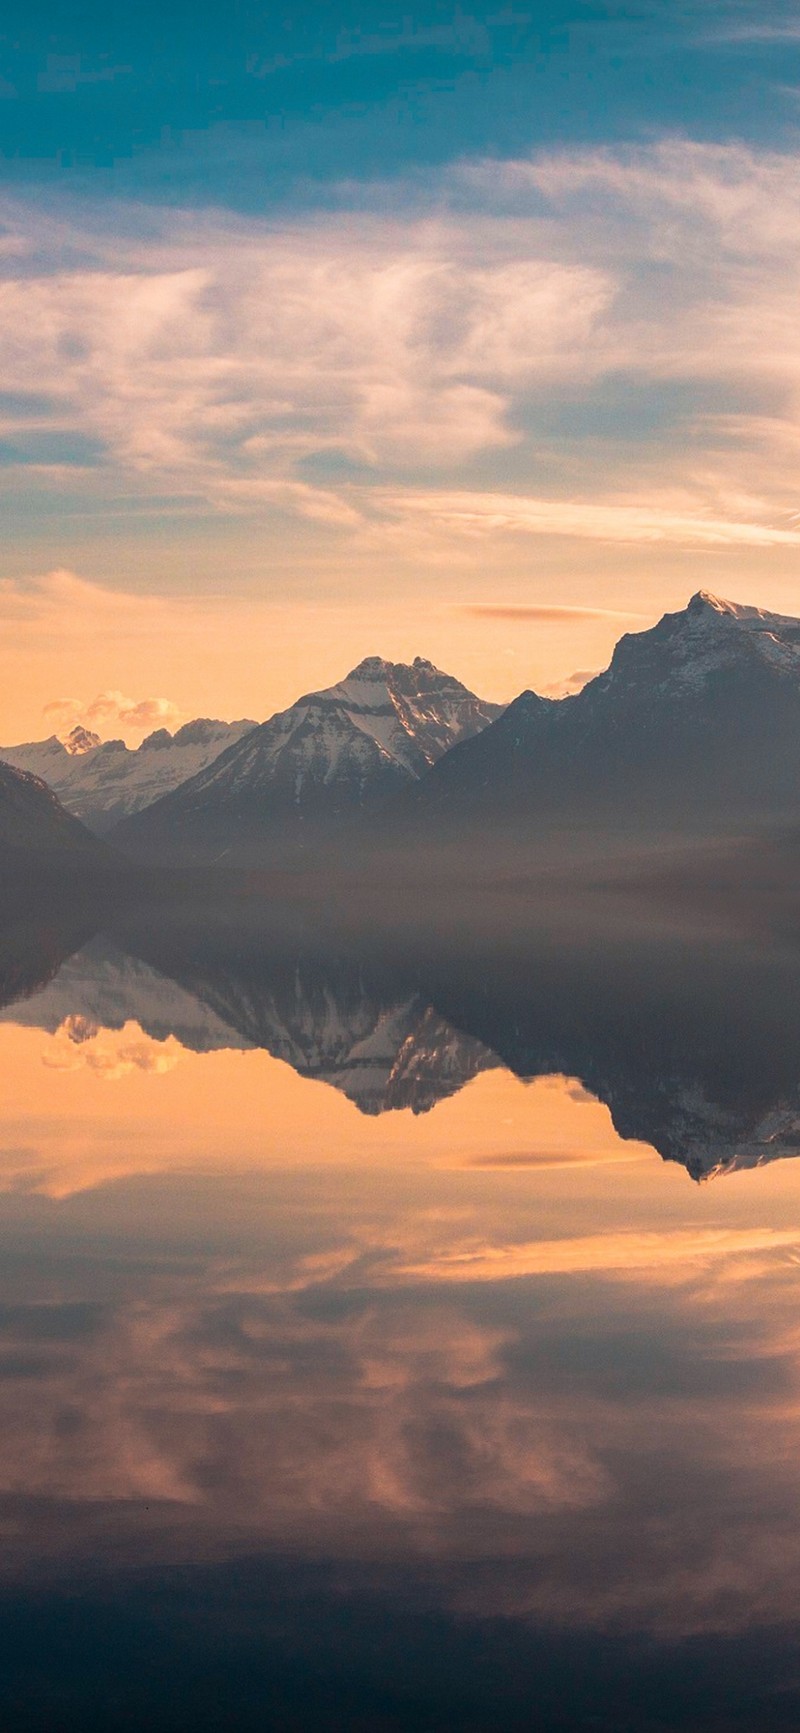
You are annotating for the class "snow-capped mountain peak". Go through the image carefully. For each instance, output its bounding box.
[343,655,396,681]
[62,725,101,756]
[0,716,257,834]
[686,588,797,626]
[601,589,800,698]
[111,658,504,862]
[400,591,800,844]
[306,655,502,776]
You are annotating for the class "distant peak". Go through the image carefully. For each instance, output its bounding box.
[344,654,445,684]
[345,656,394,681]
[686,590,736,616]
[173,718,222,745]
[62,725,101,756]
[141,727,173,750]
[684,590,798,629]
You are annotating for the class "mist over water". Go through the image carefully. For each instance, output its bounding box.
[0,871,795,1728]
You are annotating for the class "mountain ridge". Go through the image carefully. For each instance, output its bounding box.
[0,760,114,878]
[0,716,257,835]
[5,589,797,871]
[112,655,503,864]
[390,590,800,856]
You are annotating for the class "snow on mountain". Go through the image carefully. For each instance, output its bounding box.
[0,929,498,1115]
[114,940,499,1115]
[399,591,800,846]
[590,589,800,698]
[113,657,503,863]
[0,935,250,1054]
[63,726,101,755]
[649,1087,800,1183]
[0,718,257,835]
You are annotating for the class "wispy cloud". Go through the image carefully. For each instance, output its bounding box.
[0,568,177,633]
[0,207,614,492]
[705,21,800,42]
[388,490,800,548]
[1,140,800,579]
[544,668,601,696]
[396,1227,800,1285]
[457,604,646,622]
[43,1018,182,1080]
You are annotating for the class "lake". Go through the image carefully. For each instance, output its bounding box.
[0,886,798,1730]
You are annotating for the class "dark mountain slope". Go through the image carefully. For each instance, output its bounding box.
[112,656,502,865]
[0,762,112,864]
[395,592,800,855]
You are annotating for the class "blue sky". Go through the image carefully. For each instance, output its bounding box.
[3,2,800,192]
[1,1,800,739]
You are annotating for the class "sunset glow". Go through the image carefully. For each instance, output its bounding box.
[1,8,798,1728]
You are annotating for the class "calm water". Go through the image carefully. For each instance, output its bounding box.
[0,890,798,1730]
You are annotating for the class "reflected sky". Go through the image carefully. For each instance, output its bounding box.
[0,901,799,1728]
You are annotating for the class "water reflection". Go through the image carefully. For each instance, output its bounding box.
[3,899,798,1179]
[0,894,798,1729]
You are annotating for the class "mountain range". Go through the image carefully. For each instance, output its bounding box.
[0,591,797,873]
[112,655,502,864]
[0,717,255,835]
[0,761,111,877]
[396,591,800,857]
[0,907,797,1179]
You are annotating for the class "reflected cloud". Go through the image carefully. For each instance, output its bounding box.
[0,1207,799,1643]
[465,1148,645,1170]
[0,1289,606,1533]
[0,907,798,1185]
[394,1227,800,1285]
[0,901,796,1645]
[41,1016,182,1080]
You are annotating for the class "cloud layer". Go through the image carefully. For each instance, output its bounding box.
[2,138,800,562]
[1,139,800,733]
[44,691,182,738]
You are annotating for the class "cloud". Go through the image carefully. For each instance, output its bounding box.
[706,21,800,42]
[44,690,180,729]
[396,1227,800,1285]
[2,1197,800,1641]
[44,687,182,739]
[466,1148,642,1170]
[0,568,175,634]
[457,604,645,622]
[0,213,614,493]
[42,1018,182,1080]
[547,668,602,696]
[543,669,601,696]
[1,140,800,579]
[386,489,800,547]
[41,696,82,724]
[484,138,800,261]
[84,691,182,732]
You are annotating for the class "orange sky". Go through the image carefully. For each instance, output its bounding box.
[2,553,799,746]
[4,140,800,741]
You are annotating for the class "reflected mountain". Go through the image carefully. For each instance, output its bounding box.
[0,898,797,1178]
[419,931,800,1181]
[0,907,98,1016]
[3,925,498,1117]
[0,933,257,1056]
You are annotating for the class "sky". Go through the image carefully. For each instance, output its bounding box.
[2,0,800,740]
